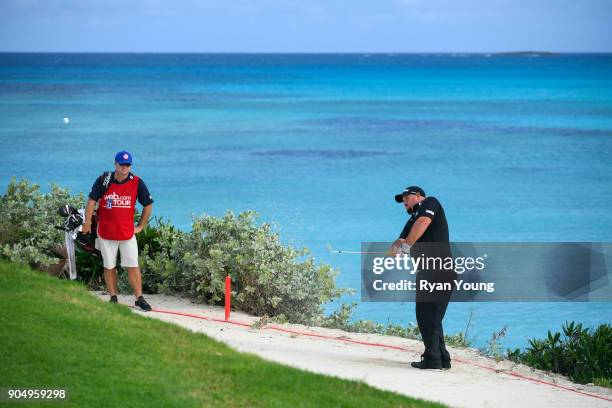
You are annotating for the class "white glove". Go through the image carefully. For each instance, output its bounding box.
[398,242,411,256]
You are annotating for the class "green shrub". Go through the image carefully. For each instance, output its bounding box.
[593,377,612,388]
[142,211,347,323]
[319,302,421,340]
[74,244,105,288]
[445,332,472,348]
[507,321,612,384]
[480,325,507,361]
[0,177,84,268]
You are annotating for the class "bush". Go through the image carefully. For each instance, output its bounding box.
[319,302,421,340]
[445,332,472,348]
[594,377,612,388]
[0,178,84,268]
[480,325,507,361]
[507,321,612,384]
[142,211,347,323]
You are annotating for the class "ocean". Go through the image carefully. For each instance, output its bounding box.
[1,53,611,349]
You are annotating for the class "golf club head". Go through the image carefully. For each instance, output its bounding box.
[58,204,78,218]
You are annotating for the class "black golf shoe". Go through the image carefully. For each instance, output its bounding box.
[110,295,118,304]
[135,296,152,312]
[411,359,443,370]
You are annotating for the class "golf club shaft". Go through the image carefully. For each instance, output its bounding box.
[326,244,387,255]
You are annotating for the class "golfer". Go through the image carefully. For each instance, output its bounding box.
[82,151,153,311]
[389,186,453,370]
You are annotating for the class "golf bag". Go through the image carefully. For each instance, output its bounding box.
[56,204,101,256]
[55,204,102,280]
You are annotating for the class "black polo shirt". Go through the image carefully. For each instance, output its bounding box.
[399,196,449,242]
[89,172,154,207]
[399,196,451,266]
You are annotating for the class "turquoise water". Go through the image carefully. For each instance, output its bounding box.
[1,53,612,349]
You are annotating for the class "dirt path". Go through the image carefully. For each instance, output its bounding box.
[95,292,612,408]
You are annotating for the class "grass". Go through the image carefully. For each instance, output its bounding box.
[593,377,612,389]
[0,260,445,408]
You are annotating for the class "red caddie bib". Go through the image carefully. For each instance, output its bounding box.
[97,175,139,240]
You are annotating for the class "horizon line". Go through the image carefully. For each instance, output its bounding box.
[2,51,612,55]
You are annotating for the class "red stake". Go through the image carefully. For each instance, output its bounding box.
[224,275,231,321]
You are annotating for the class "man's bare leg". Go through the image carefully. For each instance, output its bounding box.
[127,266,143,298]
[128,267,151,311]
[103,268,118,296]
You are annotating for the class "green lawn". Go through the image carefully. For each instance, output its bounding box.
[0,260,445,408]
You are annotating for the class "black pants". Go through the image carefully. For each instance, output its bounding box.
[415,268,453,363]
[416,300,451,363]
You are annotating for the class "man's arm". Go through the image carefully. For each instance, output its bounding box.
[82,198,97,234]
[404,217,432,245]
[387,217,432,255]
[135,204,153,234]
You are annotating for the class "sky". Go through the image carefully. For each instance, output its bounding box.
[0,0,611,53]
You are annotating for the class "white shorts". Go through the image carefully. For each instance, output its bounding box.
[95,235,139,269]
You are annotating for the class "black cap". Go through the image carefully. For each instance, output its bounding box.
[394,186,426,203]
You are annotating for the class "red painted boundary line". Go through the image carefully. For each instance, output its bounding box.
[145,307,612,404]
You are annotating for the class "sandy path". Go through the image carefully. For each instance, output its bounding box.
[95,292,612,408]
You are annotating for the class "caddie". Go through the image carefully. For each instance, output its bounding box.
[82,150,153,311]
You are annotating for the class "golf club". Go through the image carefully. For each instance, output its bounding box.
[326,244,387,255]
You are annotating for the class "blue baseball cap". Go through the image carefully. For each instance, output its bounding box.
[114,151,133,165]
